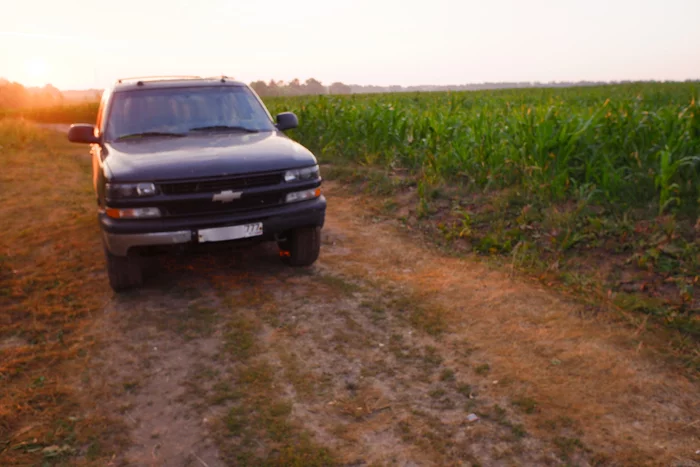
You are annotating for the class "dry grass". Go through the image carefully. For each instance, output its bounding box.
[316,182,700,465]
[327,163,700,365]
[0,120,117,465]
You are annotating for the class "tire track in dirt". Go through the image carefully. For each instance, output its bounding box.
[313,182,698,466]
[86,271,229,466]
[84,181,698,466]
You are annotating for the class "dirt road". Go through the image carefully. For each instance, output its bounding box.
[79,182,698,466]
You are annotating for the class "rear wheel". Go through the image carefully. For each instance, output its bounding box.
[104,248,143,292]
[279,226,321,267]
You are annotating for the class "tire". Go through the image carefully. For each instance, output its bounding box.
[279,226,321,267]
[104,248,143,292]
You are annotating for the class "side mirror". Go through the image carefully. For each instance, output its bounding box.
[275,112,298,131]
[67,124,100,144]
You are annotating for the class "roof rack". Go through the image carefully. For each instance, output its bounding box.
[203,75,235,83]
[115,75,203,84]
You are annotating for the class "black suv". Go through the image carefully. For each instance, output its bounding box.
[68,76,326,291]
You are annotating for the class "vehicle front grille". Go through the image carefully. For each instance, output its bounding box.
[163,192,283,217]
[160,172,283,195]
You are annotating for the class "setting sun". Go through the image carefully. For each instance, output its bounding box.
[24,57,49,86]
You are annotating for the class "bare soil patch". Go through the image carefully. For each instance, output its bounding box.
[83,182,698,466]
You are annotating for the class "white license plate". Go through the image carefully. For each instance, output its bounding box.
[197,223,263,243]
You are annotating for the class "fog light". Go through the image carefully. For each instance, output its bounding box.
[106,207,161,219]
[285,188,321,203]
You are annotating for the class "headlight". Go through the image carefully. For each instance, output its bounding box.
[106,182,157,199]
[284,165,320,183]
[286,188,321,203]
[105,207,161,219]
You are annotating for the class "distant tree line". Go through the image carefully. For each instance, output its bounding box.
[342,79,699,94]
[250,78,352,97]
[248,78,700,97]
[1,76,698,110]
[0,79,64,109]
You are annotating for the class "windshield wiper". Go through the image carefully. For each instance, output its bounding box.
[188,125,260,133]
[115,131,187,141]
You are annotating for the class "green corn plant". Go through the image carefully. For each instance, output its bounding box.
[654,147,696,215]
[259,83,699,211]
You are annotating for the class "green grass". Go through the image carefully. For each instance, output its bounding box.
[512,396,538,414]
[553,436,587,460]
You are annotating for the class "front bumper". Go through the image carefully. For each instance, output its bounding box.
[102,196,326,256]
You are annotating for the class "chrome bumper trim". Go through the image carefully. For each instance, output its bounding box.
[103,230,192,256]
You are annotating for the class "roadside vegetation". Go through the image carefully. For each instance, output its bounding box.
[0,103,98,124]
[269,83,699,214]
[3,82,698,369]
[0,121,118,465]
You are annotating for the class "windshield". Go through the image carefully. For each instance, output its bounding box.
[104,86,275,141]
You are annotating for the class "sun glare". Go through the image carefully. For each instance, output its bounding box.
[25,57,50,86]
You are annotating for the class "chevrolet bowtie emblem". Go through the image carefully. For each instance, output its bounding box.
[212,190,243,203]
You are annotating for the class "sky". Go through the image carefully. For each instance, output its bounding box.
[1,0,699,90]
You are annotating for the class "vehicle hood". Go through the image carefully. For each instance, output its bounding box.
[103,131,317,181]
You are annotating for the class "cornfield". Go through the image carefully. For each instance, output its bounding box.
[5,83,699,213]
[265,83,700,214]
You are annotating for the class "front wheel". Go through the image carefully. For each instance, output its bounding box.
[278,226,321,267]
[104,248,143,292]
